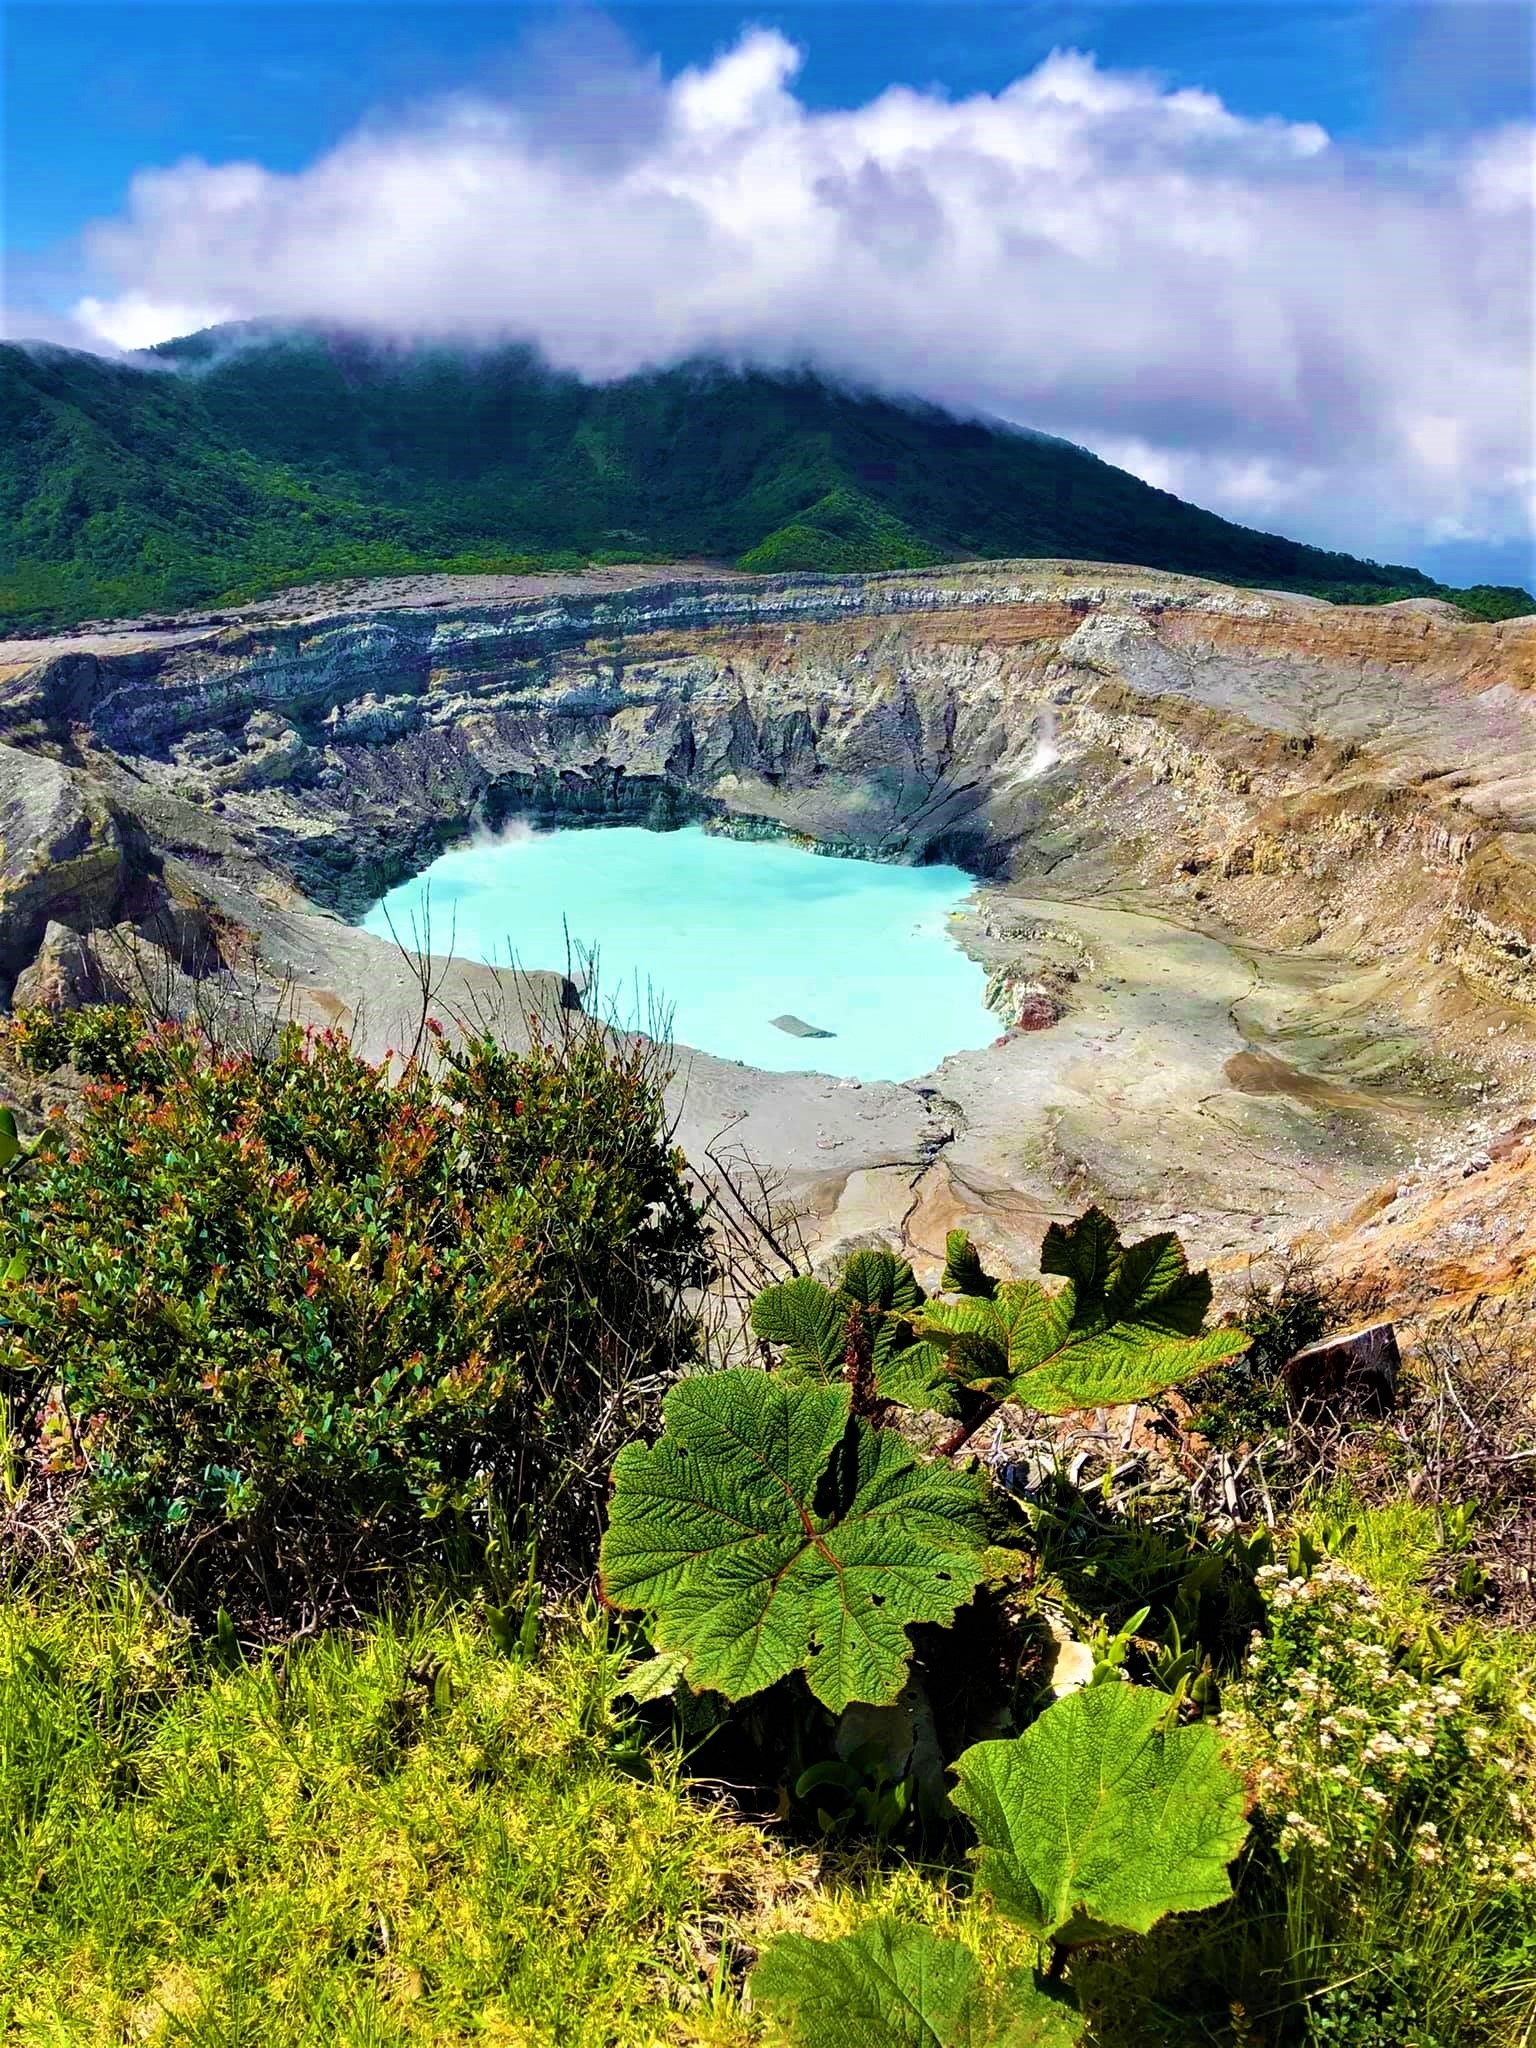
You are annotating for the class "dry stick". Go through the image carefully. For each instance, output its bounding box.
[1252,1449,1277,1528]
[377,884,460,1073]
[699,1120,809,1281]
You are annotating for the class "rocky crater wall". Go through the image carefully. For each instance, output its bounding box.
[0,561,1533,1032]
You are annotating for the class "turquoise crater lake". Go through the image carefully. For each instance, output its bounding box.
[363,824,998,1081]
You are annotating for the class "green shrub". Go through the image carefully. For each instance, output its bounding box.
[0,1009,709,1622]
[1185,1252,1336,1456]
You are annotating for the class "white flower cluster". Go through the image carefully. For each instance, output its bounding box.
[1222,1559,1534,1885]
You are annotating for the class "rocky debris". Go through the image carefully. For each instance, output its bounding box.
[983,960,1073,1031]
[1014,993,1062,1031]
[324,692,424,745]
[1283,1321,1401,1423]
[1452,831,1536,1006]
[772,1014,836,1039]
[1308,1114,1536,1355]
[171,715,316,793]
[210,712,317,793]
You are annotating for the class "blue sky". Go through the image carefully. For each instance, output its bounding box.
[5,2,1533,585]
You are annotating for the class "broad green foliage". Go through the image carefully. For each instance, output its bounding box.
[748,1213,1246,1424]
[917,1210,1248,1414]
[940,1230,999,1301]
[750,1920,1084,2048]
[751,1252,957,1414]
[4,333,1507,633]
[0,1108,42,1173]
[598,1370,989,1711]
[952,1685,1249,1946]
[0,1007,707,1617]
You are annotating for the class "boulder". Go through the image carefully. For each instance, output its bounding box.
[10,922,116,1011]
[0,747,124,992]
[1015,992,1061,1031]
[1283,1321,1400,1423]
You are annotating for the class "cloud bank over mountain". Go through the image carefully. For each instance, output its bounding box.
[34,28,1536,567]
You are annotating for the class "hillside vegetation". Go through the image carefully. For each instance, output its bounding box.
[2,1007,1534,2044]
[4,328,1529,633]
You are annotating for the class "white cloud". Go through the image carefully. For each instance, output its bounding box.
[73,291,234,353]
[46,29,1536,564]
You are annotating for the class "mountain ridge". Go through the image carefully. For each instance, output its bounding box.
[2,326,1530,634]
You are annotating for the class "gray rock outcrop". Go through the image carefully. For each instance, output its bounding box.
[0,746,124,1000]
[11,921,118,1010]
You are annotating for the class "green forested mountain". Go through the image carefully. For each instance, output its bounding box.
[2,327,1529,632]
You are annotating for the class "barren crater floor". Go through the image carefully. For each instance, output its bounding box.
[2,559,1533,1287]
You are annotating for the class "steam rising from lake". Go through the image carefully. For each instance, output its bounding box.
[363,823,997,1080]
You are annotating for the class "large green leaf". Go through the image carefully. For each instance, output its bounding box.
[0,1110,21,1170]
[919,1212,1247,1414]
[599,1370,988,1711]
[941,1229,999,1301]
[840,1249,925,1316]
[952,1685,1249,1946]
[751,1256,959,1416]
[750,1920,1084,2048]
[869,1338,961,1416]
[1040,1208,1215,1338]
[752,1275,847,1372]
[919,1285,1073,1394]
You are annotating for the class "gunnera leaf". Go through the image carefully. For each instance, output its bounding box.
[752,1258,960,1416]
[868,1338,962,1417]
[598,1370,988,1711]
[952,1684,1249,1946]
[941,1230,998,1301]
[611,1648,690,1704]
[752,1275,848,1372]
[839,1249,925,1316]
[918,1208,1248,1413]
[750,1921,1084,2048]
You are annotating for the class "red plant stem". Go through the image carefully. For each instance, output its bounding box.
[936,1394,1003,1460]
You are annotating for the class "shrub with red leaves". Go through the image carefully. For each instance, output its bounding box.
[0,1007,708,1624]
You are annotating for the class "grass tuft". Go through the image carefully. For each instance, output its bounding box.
[0,1584,793,2045]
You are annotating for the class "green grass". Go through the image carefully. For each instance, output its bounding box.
[7,330,1526,633]
[0,1579,1058,2047]
[0,1584,785,2045]
[5,1516,1535,2046]
[1301,1490,1449,1621]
